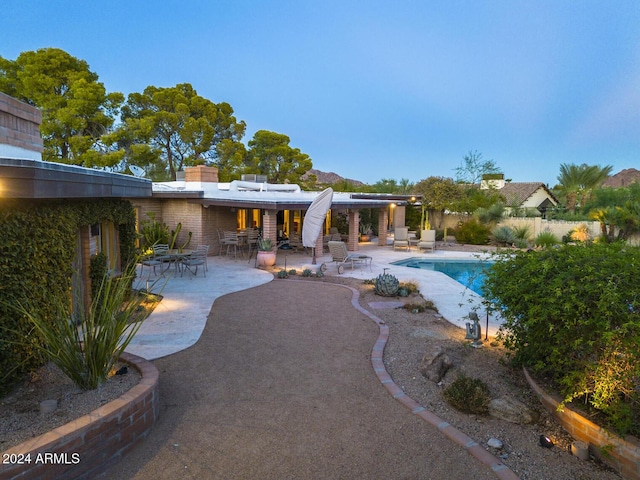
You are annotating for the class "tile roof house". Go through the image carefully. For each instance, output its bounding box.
[481,175,558,216]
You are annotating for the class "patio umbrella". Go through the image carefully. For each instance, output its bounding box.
[302,187,334,264]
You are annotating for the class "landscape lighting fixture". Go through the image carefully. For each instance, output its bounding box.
[539,435,554,448]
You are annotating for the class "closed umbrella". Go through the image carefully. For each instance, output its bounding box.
[302,188,333,264]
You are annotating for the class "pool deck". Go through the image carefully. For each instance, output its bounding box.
[128,241,502,361]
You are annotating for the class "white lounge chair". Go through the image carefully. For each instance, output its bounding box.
[417,229,436,253]
[393,227,410,251]
[322,241,372,274]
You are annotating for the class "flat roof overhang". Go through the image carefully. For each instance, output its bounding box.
[187,198,397,210]
[0,158,152,199]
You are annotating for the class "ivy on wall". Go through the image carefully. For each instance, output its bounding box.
[0,198,137,395]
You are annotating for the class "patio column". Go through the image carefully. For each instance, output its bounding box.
[262,209,278,250]
[393,204,406,230]
[347,209,359,251]
[378,209,388,246]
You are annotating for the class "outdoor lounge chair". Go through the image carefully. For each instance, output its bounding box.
[417,229,436,253]
[393,227,410,251]
[322,241,372,274]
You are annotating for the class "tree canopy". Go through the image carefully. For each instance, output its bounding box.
[555,163,613,214]
[0,48,124,167]
[454,150,502,184]
[245,130,312,184]
[118,83,246,180]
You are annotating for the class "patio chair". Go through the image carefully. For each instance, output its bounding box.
[322,241,372,274]
[195,244,210,271]
[181,250,207,278]
[417,230,436,253]
[141,244,170,276]
[223,230,241,259]
[393,227,410,251]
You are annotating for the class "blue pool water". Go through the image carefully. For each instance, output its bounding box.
[392,258,492,295]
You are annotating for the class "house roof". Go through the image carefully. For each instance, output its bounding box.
[152,180,408,210]
[0,158,152,199]
[497,182,558,207]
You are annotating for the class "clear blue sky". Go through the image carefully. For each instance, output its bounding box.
[2,1,639,187]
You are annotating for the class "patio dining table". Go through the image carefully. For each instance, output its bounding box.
[165,249,194,271]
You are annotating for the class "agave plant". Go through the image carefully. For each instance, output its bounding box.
[374,271,400,297]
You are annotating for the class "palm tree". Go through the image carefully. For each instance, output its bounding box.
[557,163,612,214]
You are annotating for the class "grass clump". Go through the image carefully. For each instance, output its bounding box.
[443,374,491,415]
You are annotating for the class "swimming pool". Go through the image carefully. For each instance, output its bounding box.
[392,258,493,295]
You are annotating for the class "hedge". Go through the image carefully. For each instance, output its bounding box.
[0,199,137,395]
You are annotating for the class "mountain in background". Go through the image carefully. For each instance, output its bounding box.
[302,168,365,187]
[602,168,640,188]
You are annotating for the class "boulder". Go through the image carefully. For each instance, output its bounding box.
[419,345,453,383]
[488,397,537,424]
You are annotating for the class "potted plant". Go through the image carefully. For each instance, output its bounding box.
[359,223,372,242]
[256,237,276,268]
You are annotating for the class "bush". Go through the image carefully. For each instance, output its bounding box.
[455,219,491,245]
[534,231,559,248]
[483,243,640,435]
[443,374,490,414]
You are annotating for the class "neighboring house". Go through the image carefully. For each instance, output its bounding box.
[481,175,558,216]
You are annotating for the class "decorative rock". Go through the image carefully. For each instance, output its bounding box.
[571,441,590,461]
[487,438,504,449]
[40,399,57,414]
[488,397,537,424]
[419,345,453,383]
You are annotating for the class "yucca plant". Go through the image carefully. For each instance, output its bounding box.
[11,260,148,390]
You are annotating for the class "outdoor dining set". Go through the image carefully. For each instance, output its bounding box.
[141,244,209,278]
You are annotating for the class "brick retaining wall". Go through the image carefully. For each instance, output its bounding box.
[0,353,159,480]
[524,368,640,479]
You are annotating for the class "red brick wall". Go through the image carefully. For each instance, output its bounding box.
[0,353,159,480]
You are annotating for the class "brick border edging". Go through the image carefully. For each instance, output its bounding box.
[0,352,160,480]
[523,367,640,480]
[284,279,519,480]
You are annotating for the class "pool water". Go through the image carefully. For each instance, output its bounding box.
[392,258,492,295]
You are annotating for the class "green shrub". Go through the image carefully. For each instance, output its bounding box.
[534,231,559,248]
[483,243,640,435]
[302,268,313,277]
[276,269,288,279]
[443,374,490,414]
[455,219,491,245]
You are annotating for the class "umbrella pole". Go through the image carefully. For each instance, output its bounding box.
[312,247,317,265]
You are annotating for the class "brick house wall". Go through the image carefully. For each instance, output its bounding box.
[0,92,43,160]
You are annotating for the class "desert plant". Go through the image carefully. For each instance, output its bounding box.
[374,272,400,296]
[492,226,515,246]
[257,237,273,251]
[443,374,491,415]
[316,268,324,277]
[8,260,146,390]
[397,287,409,297]
[277,269,288,279]
[140,212,170,247]
[302,268,313,277]
[534,231,559,248]
[399,281,419,294]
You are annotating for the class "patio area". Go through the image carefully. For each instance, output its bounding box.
[128,241,502,361]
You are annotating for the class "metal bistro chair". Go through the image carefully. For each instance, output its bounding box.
[195,244,210,272]
[141,243,170,276]
[224,230,241,259]
[181,250,207,278]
